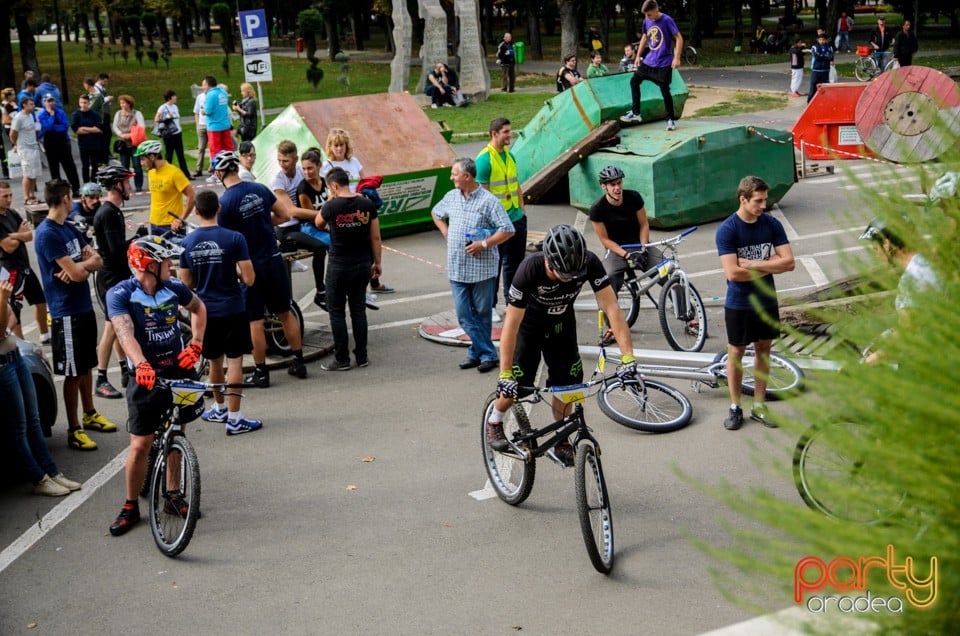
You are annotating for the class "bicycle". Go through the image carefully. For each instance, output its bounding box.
[608,226,707,352]
[480,327,693,572]
[853,46,899,81]
[683,44,698,66]
[140,377,254,556]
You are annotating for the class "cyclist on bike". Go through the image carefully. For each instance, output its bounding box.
[106,236,207,536]
[588,165,661,293]
[859,218,939,365]
[487,224,638,466]
[92,165,136,398]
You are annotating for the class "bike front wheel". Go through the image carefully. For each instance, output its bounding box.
[683,45,698,66]
[149,435,202,557]
[658,277,707,352]
[597,378,693,433]
[575,441,614,574]
[481,393,536,505]
[793,422,906,524]
[714,351,804,399]
[854,56,878,81]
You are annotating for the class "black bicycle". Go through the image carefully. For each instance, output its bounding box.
[140,378,252,557]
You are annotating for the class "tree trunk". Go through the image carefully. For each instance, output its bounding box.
[525,0,542,60]
[93,10,105,45]
[557,0,577,60]
[14,6,40,79]
[324,8,341,60]
[824,0,841,37]
[0,2,13,88]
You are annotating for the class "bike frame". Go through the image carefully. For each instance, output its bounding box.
[619,226,698,301]
[500,399,601,466]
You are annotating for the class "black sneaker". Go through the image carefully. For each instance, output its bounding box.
[245,367,270,388]
[320,361,351,371]
[723,405,744,431]
[288,359,308,378]
[554,441,575,467]
[109,502,141,536]
[163,491,203,519]
[314,292,328,312]
[486,420,508,451]
[95,377,122,399]
[356,359,369,368]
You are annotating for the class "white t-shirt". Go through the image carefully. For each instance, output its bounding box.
[157,103,182,134]
[320,157,363,193]
[270,165,304,228]
[238,166,255,182]
[193,92,207,128]
[11,110,40,148]
[896,254,938,312]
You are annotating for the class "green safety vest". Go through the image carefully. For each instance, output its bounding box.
[482,144,520,212]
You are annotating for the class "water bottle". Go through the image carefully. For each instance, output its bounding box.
[465,228,492,246]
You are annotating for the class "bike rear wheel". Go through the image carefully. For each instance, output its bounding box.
[575,441,614,574]
[793,422,906,524]
[683,45,698,66]
[481,393,536,505]
[658,277,707,352]
[597,378,693,433]
[714,351,804,399]
[854,56,878,81]
[265,300,305,356]
[148,435,201,557]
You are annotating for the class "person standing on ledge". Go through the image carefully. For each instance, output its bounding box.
[620,0,683,131]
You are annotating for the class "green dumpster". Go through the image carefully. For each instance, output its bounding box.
[515,42,525,65]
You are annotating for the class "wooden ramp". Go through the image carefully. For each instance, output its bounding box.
[521,120,620,204]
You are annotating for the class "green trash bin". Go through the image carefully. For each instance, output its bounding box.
[515,41,525,65]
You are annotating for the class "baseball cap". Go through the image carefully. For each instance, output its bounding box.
[43,94,56,101]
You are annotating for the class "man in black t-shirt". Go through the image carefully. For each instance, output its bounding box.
[588,165,660,294]
[316,167,382,370]
[487,225,637,466]
[0,180,49,343]
[91,165,135,397]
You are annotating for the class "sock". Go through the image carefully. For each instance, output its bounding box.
[292,349,304,362]
[124,498,138,509]
[97,368,108,380]
[84,408,97,416]
[489,408,506,424]
[228,411,242,423]
[731,404,740,411]
[213,401,226,412]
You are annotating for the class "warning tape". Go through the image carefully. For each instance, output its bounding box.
[382,244,445,271]
[746,126,792,145]
[798,139,895,165]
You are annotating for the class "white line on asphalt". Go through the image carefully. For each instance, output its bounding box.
[0,448,128,575]
[771,205,800,242]
[797,256,830,288]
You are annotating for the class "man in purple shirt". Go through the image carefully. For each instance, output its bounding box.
[619,0,683,131]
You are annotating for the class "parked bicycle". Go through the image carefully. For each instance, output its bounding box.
[683,44,698,66]
[608,226,707,352]
[853,46,899,81]
[140,378,253,557]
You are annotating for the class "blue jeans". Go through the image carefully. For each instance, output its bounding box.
[451,277,497,363]
[0,352,58,483]
[325,259,371,366]
[838,31,851,52]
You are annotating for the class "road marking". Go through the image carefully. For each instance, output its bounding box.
[0,448,128,575]
[770,205,800,241]
[797,256,829,288]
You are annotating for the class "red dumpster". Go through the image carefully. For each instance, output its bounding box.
[790,82,876,161]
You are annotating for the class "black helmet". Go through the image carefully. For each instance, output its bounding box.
[859,217,905,248]
[543,224,588,278]
[95,165,134,190]
[211,150,240,173]
[598,165,625,184]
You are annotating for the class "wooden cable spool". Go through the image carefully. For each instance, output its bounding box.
[854,66,960,163]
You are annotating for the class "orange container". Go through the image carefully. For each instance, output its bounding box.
[856,45,871,57]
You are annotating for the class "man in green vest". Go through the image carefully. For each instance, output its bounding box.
[476,117,526,323]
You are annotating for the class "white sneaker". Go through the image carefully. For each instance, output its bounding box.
[51,473,82,491]
[431,103,438,109]
[205,174,220,184]
[491,307,502,323]
[666,119,677,131]
[619,111,642,124]
[34,475,71,497]
[290,260,309,272]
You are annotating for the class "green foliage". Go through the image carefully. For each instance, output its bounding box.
[135,48,144,66]
[211,3,235,53]
[298,8,324,61]
[306,57,325,91]
[690,150,960,633]
[335,51,351,92]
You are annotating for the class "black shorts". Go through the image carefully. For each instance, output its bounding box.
[125,369,196,436]
[512,309,583,390]
[245,255,293,321]
[51,311,98,376]
[21,268,46,306]
[724,306,781,347]
[203,312,252,360]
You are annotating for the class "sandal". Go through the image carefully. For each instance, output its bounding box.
[24,197,41,205]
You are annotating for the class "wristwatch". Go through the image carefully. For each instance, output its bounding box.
[481,238,488,249]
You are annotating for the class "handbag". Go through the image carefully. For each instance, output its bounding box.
[130,123,147,147]
[156,117,176,137]
[828,65,838,83]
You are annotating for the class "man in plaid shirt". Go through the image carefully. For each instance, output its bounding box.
[432,157,514,373]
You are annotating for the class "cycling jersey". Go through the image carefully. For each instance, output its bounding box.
[506,250,610,315]
[106,277,194,373]
[93,201,129,289]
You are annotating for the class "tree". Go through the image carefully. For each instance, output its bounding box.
[523,0,543,61]
[211,2,236,53]
[0,2,14,88]
[299,8,324,61]
[557,0,578,59]
[13,0,41,83]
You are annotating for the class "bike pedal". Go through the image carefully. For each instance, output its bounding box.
[545,450,569,468]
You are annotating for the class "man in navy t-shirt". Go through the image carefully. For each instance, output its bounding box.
[715,176,795,430]
[32,179,117,451]
[180,189,261,435]
[620,0,683,131]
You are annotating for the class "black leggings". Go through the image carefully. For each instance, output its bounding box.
[163,132,191,176]
[276,225,327,293]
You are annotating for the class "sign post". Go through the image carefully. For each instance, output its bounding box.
[238,9,272,127]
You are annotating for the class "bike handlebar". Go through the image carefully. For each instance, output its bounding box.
[621,226,697,251]
[154,378,259,391]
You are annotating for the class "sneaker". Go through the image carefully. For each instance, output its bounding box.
[314,292,328,312]
[791,91,802,97]
[486,420,508,451]
[39,333,51,345]
[751,404,777,428]
[431,103,438,109]
[120,365,130,388]
[163,491,190,516]
[666,119,677,131]
[370,283,395,294]
[226,417,263,436]
[109,502,141,536]
[491,307,502,323]
[95,378,122,399]
[34,474,71,497]
[554,441,575,467]
[365,294,380,310]
[723,405,744,431]
[320,360,351,371]
[51,473,82,491]
[205,174,219,184]
[356,359,369,368]
[82,411,118,432]
[619,111,642,124]
[68,429,98,451]
[290,260,310,273]
[245,367,270,388]
[288,358,308,378]
[201,405,228,423]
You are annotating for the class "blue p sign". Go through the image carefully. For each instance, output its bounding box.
[239,10,268,39]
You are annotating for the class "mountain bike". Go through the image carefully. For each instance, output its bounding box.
[853,47,899,81]
[683,44,698,66]
[140,377,253,556]
[608,226,707,352]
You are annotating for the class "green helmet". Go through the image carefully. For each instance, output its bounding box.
[79,182,102,197]
[134,140,164,157]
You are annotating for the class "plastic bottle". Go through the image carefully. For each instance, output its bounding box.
[465,228,492,246]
